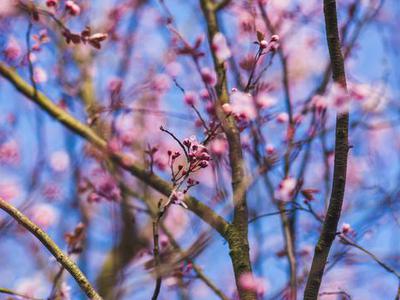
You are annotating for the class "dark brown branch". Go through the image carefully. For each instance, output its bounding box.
[303,0,350,299]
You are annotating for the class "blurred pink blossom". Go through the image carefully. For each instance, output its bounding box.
[200,67,217,86]
[65,1,81,16]
[239,272,268,296]
[275,177,297,202]
[33,67,48,83]
[0,139,20,165]
[50,151,70,172]
[184,91,198,106]
[212,32,232,62]
[31,203,59,229]
[230,91,256,120]
[3,37,21,61]
[0,181,20,201]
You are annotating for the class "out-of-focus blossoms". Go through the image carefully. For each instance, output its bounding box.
[0,139,20,165]
[275,177,297,202]
[50,151,70,172]
[239,272,268,297]
[33,67,48,84]
[0,180,20,201]
[3,37,21,61]
[30,203,59,229]
[230,91,256,121]
[212,32,232,62]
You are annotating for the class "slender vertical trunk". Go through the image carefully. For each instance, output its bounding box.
[303,0,350,299]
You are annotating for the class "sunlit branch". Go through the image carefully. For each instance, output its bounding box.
[0,197,102,300]
[0,62,229,238]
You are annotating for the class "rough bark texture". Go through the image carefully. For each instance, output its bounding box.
[303,0,350,299]
[200,1,255,299]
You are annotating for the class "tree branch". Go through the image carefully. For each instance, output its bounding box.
[0,197,102,300]
[199,1,254,299]
[0,62,229,238]
[303,0,350,298]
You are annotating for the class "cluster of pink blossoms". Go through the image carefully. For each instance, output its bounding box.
[183,135,211,169]
[221,90,277,124]
[165,135,210,208]
[80,170,122,203]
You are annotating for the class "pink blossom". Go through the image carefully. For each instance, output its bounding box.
[230,91,257,120]
[222,103,233,114]
[42,183,61,201]
[0,0,17,17]
[311,94,328,113]
[210,139,228,156]
[120,131,135,146]
[341,223,353,235]
[93,171,122,202]
[349,82,388,113]
[212,32,232,62]
[239,272,267,296]
[260,39,269,48]
[108,78,123,93]
[121,152,136,167]
[0,181,20,201]
[275,177,297,202]
[46,0,58,7]
[50,151,70,172]
[270,35,280,42]
[3,37,21,61]
[165,61,182,77]
[325,82,349,113]
[107,137,122,153]
[33,67,48,83]
[0,139,20,165]
[183,135,210,169]
[171,190,188,208]
[31,203,59,229]
[184,91,198,106]
[200,67,217,86]
[265,144,275,155]
[276,112,289,123]
[199,89,210,101]
[59,282,71,300]
[152,74,171,93]
[87,192,101,203]
[65,1,81,16]
[256,94,276,109]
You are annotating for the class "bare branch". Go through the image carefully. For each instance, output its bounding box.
[0,197,102,300]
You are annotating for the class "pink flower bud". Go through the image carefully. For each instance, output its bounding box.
[200,67,217,86]
[276,112,289,123]
[222,103,233,114]
[341,223,352,234]
[184,91,197,106]
[65,1,81,16]
[260,40,268,48]
[46,0,58,7]
[270,35,280,42]
[265,144,275,155]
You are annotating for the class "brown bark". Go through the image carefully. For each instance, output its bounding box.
[303,0,350,299]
